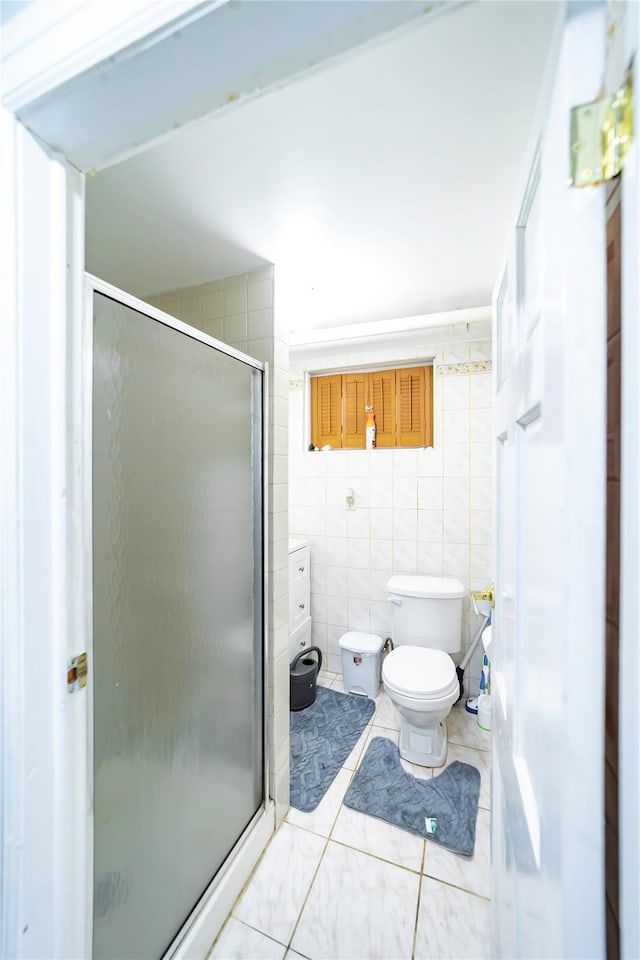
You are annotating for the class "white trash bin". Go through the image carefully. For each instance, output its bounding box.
[338,631,384,699]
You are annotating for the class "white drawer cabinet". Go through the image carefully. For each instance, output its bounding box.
[288,538,311,660]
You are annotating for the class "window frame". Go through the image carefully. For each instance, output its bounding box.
[307,361,435,451]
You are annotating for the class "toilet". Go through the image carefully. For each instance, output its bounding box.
[382,575,465,767]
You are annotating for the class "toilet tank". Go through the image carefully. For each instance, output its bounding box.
[387,575,465,653]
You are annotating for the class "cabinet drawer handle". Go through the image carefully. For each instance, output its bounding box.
[298,565,305,573]
[298,602,305,611]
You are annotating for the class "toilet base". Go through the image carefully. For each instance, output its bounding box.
[399,718,448,767]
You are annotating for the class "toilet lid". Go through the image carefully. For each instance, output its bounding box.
[383,647,457,698]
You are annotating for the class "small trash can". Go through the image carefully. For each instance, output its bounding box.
[338,631,384,699]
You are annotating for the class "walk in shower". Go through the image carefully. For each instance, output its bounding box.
[90,279,266,959]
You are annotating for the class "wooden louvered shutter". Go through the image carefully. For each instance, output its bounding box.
[368,369,396,447]
[342,373,366,448]
[396,366,426,447]
[423,365,434,446]
[311,375,341,448]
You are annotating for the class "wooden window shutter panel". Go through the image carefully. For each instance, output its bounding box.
[424,365,434,446]
[311,375,341,448]
[342,373,366,448]
[396,367,426,447]
[368,369,396,447]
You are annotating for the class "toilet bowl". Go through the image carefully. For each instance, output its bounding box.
[384,575,465,767]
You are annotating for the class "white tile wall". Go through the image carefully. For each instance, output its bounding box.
[289,340,493,690]
[145,266,291,821]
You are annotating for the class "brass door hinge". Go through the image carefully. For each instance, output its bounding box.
[570,79,633,187]
[67,653,88,693]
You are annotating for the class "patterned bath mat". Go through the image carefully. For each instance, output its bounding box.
[290,686,375,812]
[343,736,481,856]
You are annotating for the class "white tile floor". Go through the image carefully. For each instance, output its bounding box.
[210,674,492,960]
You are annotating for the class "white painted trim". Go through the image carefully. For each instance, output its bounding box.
[619,40,640,960]
[0,103,23,960]
[1,1,224,113]
[289,305,491,348]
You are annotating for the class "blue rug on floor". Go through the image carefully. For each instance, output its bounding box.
[343,736,481,856]
[290,686,375,812]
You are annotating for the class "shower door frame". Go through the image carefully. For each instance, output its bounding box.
[83,273,271,959]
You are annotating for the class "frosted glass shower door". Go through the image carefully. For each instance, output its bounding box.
[92,289,264,960]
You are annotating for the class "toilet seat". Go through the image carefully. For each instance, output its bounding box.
[382,647,458,700]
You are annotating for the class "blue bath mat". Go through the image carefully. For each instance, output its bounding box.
[290,686,375,812]
[343,736,481,856]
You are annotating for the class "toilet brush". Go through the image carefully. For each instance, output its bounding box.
[455,612,490,703]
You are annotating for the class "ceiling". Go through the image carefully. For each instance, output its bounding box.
[86,0,560,334]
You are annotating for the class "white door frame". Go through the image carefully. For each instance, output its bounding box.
[1,2,639,959]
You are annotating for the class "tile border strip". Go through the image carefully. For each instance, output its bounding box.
[436,360,491,376]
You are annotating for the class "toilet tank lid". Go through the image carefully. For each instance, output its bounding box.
[387,575,466,599]
[339,631,384,653]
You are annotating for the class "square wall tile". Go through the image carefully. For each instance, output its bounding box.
[471,545,492,580]
[370,539,393,569]
[471,477,493,511]
[370,450,394,477]
[224,283,247,316]
[248,278,274,311]
[417,446,443,477]
[326,565,348,597]
[443,409,470,444]
[371,509,393,540]
[470,442,492,477]
[471,510,492,545]
[224,312,247,343]
[201,316,223,341]
[392,540,418,574]
[326,507,348,537]
[393,449,418,476]
[393,508,418,541]
[444,476,470,511]
[203,289,223,321]
[418,477,443,509]
[443,543,470,582]
[370,599,391,635]
[347,537,370,569]
[444,509,470,544]
[393,476,418,509]
[443,375,470,410]
[370,477,393,509]
[347,451,370,478]
[326,536,347,566]
[418,509,443,542]
[444,444,470,478]
[348,566,369,600]
[348,597,370,631]
[470,372,493,408]
[347,507,370,540]
[326,595,348,628]
[418,541,444,576]
[326,452,349,477]
[471,407,493,442]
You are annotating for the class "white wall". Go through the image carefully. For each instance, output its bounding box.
[289,335,493,693]
[144,267,291,822]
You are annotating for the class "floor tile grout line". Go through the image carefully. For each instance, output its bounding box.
[285,833,332,955]
[327,834,425,877]
[411,842,427,960]
[222,917,289,951]
[420,868,492,903]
